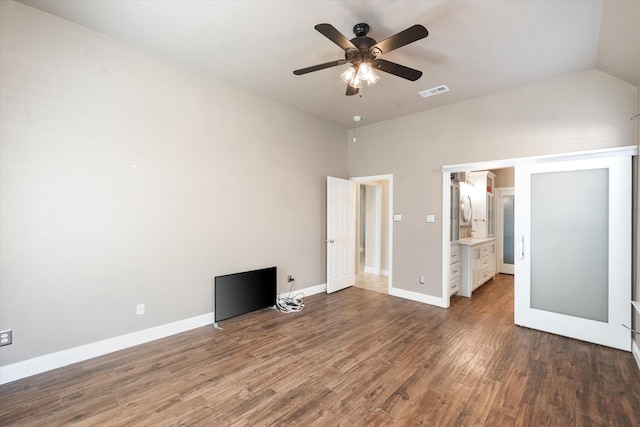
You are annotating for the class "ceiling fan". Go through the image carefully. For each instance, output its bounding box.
[293,23,429,96]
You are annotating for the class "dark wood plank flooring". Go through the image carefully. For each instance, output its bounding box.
[1,274,639,426]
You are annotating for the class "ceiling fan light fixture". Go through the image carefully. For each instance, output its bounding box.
[294,22,428,95]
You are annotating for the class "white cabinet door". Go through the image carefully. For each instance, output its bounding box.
[488,242,496,276]
[472,247,482,288]
[514,156,631,351]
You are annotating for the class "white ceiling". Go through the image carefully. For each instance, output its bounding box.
[17,0,640,129]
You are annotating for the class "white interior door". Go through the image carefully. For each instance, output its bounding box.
[327,176,356,293]
[514,155,632,351]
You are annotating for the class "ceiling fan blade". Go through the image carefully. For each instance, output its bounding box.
[346,84,359,96]
[293,59,348,75]
[372,24,428,54]
[315,23,357,51]
[373,59,423,81]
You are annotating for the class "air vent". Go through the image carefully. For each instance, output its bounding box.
[419,85,450,98]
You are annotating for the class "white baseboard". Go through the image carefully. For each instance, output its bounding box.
[633,340,640,371]
[291,282,445,312]
[0,312,214,385]
[280,282,326,298]
[382,269,390,277]
[3,281,438,385]
[389,286,448,308]
[364,266,381,275]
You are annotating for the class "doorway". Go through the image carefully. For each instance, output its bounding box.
[352,175,392,295]
[360,183,382,276]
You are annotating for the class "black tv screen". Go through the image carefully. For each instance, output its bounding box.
[214,267,277,322]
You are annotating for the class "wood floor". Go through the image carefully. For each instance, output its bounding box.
[2,274,640,426]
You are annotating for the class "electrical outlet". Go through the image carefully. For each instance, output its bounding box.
[419,276,425,284]
[287,275,294,282]
[136,303,145,315]
[0,329,12,346]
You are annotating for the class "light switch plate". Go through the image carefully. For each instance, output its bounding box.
[426,214,435,223]
[393,214,402,222]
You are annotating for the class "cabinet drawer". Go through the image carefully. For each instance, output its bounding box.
[450,245,461,264]
[450,261,461,279]
[449,281,460,295]
[481,246,490,257]
[480,256,490,270]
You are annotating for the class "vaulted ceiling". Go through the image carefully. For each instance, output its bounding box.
[18,0,640,129]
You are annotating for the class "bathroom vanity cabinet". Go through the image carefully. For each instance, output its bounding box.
[458,238,496,297]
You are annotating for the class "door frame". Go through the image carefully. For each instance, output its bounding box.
[441,146,637,309]
[351,174,393,292]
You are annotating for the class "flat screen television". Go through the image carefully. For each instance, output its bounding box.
[214,266,277,323]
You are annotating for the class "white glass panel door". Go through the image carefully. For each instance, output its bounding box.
[497,189,514,274]
[514,156,631,351]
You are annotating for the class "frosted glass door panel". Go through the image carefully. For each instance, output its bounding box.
[503,195,514,265]
[530,169,608,322]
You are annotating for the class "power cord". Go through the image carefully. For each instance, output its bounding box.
[276,278,305,313]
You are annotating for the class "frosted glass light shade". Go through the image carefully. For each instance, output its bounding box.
[357,63,380,85]
[341,66,356,83]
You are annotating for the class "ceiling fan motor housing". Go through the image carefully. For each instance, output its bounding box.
[345,23,379,65]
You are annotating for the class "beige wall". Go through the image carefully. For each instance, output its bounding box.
[0,1,347,365]
[349,69,638,296]
[493,168,515,188]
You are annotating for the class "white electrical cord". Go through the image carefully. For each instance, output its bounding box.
[276,279,305,313]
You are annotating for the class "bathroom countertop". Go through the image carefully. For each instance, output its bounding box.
[457,237,496,246]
